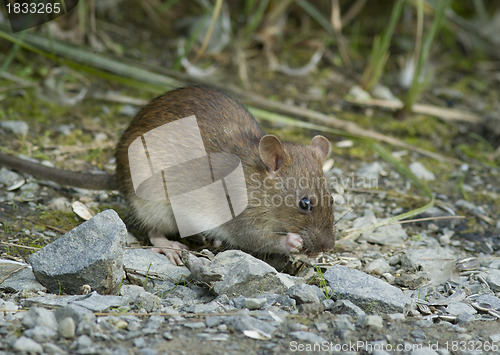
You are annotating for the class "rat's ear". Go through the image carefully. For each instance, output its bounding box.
[310,135,330,162]
[259,135,285,174]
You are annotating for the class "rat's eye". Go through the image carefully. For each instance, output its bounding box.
[298,197,312,212]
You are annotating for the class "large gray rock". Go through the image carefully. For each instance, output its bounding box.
[324,265,411,313]
[29,210,126,295]
[211,250,296,297]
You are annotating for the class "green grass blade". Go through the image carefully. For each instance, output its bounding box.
[360,0,405,90]
[0,27,181,90]
[296,0,335,35]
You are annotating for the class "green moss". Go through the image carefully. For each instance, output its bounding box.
[38,210,81,231]
[458,142,498,167]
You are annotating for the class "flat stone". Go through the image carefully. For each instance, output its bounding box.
[298,303,324,314]
[353,210,407,245]
[22,295,87,309]
[360,222,408,245]
[290,331,326,343]
[225,315,277,335]
[73,292,126,312]
[120,285,161,312]
[352,209,377,229]
[490,333,500,342]
[0,265,46,293]
[12,336,43,354]
[331,300,365,317]
[42,343,66,354]
[331,314,355,332]
[364,258,391,275]
[472,294,500,310]
[287,284,321,304]
[486,269,500,292]
[489,260,500,269]
[429,290,467,306]
[123,248,191,287]
[446,302,477,316]
[401,247,455,281]
[23,326,58,342]
[394,273,429,289]
[258,294,296,310]
[244,298,267,310]
[211,250,296,297]
[29,210,126,295]
[54,304,96,324]
[324,265,411,313]
[362,314,383,329]
[21,307,58,331]
[183,321,206,329]
[0,299,18,316]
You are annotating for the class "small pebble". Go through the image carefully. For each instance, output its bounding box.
[363,315,384,329]
[59,317,76,339]
[162,332,174,340]
[244,297,266,310]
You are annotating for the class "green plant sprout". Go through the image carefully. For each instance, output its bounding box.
[360,0,405,91]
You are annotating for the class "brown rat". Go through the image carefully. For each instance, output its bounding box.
[0,86,335,264]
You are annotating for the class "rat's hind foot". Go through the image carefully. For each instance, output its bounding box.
[149,230,188,265]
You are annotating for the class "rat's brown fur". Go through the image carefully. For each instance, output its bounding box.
[115,86,335,256]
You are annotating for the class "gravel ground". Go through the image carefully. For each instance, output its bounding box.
[1,144,499,354]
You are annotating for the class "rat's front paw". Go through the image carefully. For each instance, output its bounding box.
[152,241,188,265]
[285,232,303,253]
[149,231,188,265]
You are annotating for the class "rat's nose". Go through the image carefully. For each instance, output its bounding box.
[320,233,336,252]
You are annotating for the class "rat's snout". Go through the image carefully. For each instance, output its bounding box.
[319,235,335,252]
[303,226,336,254]
[318,230,336,252]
